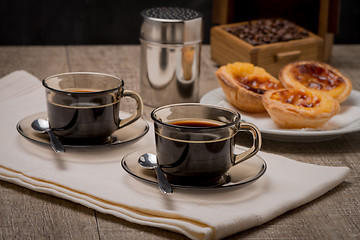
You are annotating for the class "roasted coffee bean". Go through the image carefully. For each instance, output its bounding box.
[226,18,309,46]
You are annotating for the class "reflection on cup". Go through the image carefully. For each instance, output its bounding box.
[42,72,143,145]
[151,103,262,186]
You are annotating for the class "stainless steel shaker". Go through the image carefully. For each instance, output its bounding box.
[140,7,203,107]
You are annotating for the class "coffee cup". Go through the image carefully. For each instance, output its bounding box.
[151,103,262,186]
[42,72,143,144]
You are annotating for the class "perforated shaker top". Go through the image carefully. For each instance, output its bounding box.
[141,7,202,21]
[140,7,203,44]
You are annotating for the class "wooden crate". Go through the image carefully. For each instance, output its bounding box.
[210,21,324,76]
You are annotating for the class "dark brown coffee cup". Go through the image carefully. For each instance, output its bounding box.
[43,72,143,145]
[151,103,262,186]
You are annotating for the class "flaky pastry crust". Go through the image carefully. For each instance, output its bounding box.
[262,88,340,129]
[279,61,352,103]
[216,62,282,113]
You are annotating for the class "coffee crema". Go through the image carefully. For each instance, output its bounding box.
[169,119,224,128]
[64,88,100,93]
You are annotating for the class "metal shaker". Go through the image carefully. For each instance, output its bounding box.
[140,7,203,107]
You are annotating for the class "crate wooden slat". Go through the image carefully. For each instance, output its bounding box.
[210,21,324,76]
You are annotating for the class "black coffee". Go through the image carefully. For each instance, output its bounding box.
[170,120,221,128]
[70,89,97,93]
[155,119,233,186]
[47,89,120,144]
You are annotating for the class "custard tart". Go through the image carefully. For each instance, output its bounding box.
[279,61,352,103]
[262,88,340,129]
[216,62,283,113]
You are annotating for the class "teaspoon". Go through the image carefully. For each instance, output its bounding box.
[31,119,65,153]
[138,153,173,194]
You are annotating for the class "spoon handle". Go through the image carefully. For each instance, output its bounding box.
[47,129,65,153]
[154,167,173,194]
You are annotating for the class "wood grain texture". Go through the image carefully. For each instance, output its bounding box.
[210,22,323,76]
[0,45,359,240]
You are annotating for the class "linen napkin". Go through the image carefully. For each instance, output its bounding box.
[0,71,350,240]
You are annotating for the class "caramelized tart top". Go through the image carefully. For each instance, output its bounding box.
[269,89,321,108]
[279,61,352,103]
[224,62,282,94]
[290,63,345,90]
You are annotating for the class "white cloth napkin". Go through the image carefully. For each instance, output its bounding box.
[0,71,350,240]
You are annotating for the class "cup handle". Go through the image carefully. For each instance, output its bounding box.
[118,90,144,129]
[233,122,262,165]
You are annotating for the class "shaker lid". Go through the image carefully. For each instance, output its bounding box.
[140,7,203,44]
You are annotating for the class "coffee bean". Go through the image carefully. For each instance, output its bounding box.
[226,18,309,46]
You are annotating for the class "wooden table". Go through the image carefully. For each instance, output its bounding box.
[0,45,359,239]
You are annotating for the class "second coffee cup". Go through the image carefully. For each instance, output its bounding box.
[43,72,143,145]
[151,103,262,186]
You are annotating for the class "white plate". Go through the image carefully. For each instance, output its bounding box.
[200,88,360,142]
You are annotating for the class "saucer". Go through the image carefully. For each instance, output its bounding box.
[17,112,149,147]
[121,146,267,189]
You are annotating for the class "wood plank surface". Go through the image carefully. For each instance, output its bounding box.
[0,45,359,239]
